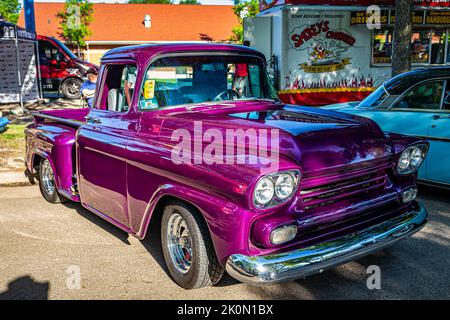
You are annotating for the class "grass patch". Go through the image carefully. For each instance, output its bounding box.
[0,124,26,151]
[0,124,26,171]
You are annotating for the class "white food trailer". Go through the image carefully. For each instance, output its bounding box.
[244,0,450,105]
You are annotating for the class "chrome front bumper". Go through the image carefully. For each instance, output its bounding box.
[226,203,428,284]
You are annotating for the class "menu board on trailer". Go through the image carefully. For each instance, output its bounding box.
[260,0,450,11]
[350,10,450,25]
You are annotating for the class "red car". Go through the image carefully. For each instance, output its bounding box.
[37,35,98,99]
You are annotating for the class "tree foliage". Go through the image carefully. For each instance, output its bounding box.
[179,0,201,4]
[230,0,259,43]
[57,0,93,55]
[0,0,21,24]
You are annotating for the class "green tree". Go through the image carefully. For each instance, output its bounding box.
[179,0,201,4]
[57,0,93,57]
[128,0,174,3]
[0,0,21,24]
[230,0,259,43]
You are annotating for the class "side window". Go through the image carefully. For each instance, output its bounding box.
[38,40,60,63]
[138,58,270,110]
[230,63,263,98]
[394,81,444,111]
[248,64,262,98]
[100,64,137,112]
[443,80,450,111]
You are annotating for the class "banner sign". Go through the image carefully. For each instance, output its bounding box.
[0,20,36,41]
[350,10,389,25]
[390,11,426,24]
[260,0,283,11]
[350,10,450,25]
[260,0,450,11]
[425,10,450,24]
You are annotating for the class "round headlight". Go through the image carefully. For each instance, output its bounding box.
[397,145,427,174]
[275,173,295,200]
[410,147,424,168]
[398,148,411,172]
[254,177,274,206]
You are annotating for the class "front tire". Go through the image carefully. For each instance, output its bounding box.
[61,78,82,99]
[38,159,66,204]
[161,201,224,289]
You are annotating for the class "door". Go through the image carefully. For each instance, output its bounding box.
[77,62,139,227]
[425,92,450,185]
[356,79,446,180]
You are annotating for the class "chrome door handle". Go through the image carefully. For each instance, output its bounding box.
[432,115,441,120]
[86,116,101,124]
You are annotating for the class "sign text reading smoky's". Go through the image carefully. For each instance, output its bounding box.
[289,17,356,73]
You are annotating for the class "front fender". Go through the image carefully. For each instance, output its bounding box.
[136,183,255,265]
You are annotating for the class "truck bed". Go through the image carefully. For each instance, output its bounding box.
[33,108,89,128]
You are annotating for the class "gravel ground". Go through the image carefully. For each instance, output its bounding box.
[0,185,448,300]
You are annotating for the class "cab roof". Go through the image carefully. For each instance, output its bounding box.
[384,66,450,95]
[101,43,266,65]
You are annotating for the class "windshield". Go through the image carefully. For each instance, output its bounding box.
[358,85,388,108]
[51,37,77,60]
[138,55,278,110]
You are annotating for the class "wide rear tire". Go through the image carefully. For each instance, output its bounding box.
[161,201,224,289]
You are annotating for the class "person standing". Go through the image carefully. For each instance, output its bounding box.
[80,68,98,107]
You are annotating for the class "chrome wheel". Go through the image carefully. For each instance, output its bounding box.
[41,160,55,196]
[67,82,79,96]
[62,78,82,99]
[167,213,193,274]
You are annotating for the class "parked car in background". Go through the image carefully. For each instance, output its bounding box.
[26,43,428,289]
[323,67,450,188]
[38,35,98,99]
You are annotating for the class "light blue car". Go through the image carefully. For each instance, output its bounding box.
[322,67,450,188]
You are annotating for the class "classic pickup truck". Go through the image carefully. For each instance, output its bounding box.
[25,43,429,289]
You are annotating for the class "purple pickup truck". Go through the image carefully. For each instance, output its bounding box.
[25,43,429,289]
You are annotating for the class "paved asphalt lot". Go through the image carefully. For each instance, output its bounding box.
[0,185,449,300]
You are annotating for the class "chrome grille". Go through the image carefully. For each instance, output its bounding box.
[299,166,390,213]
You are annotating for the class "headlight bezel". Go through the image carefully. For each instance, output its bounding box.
[252,170,301,209]
[396,143,428,175]
[253,177,275,207]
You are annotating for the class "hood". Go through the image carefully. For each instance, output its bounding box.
[321,101,359,111]
[159,101,393,176]
[75,59,99,75]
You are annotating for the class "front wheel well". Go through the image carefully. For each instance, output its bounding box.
[144,195,210,240]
